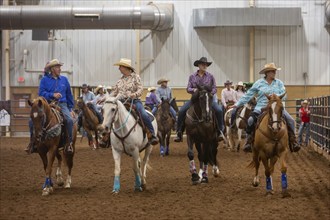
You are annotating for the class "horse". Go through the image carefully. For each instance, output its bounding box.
[224,97,256,152]
[100,97,157,193]
[76,97,105,149]
[185,85,219,184]
[248,93,290,197]
[27,97,77,196]
[155,99,173,156]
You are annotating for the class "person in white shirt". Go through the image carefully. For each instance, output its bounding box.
[221,80,237,112]
[94,85,106,112]
[235,81,246,101]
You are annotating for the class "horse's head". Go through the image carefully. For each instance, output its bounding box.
[76,97,84,109]
[169,97,179,113]
[27,97,50,142]
[101,96,119,132]
[265,93,286,132]
[192,85,213,122]
[247,96,257,110]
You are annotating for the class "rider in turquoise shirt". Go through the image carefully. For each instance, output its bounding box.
[233,63,300,153]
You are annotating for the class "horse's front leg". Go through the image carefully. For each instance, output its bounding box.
[279,151,290,198]
[86,129,96,150]
[132,149,143,192]
[112,149,122,194]
[187,136,199,185]
[195,142,204,179]
[140,145,153,190]
[158,131,165,156]
[42,146,57,196]
[212,141,220,177]
[165,131,171,156]
[94,129,99,149]
[237,128,243,152]
[252,150,260,187]
[261,157,273,195]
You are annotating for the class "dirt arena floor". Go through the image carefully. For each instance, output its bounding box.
[0,137,329,220]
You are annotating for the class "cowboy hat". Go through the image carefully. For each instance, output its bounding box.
[148,87,156,92]
[114,58,135,71]
[45,59,63,69]
[157,78,170,85]
[224,80,233,85]
[302,100,308,104]
[95,85,104,93]
[237,81,244,86]
[82,83,88,88]
[194,57,212,67]
[259,63,281,74]
[106,86,112,90]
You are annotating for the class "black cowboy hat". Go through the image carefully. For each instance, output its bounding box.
[193,57,212,67]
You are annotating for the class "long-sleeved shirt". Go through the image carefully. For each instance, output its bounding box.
[145,92,159,106]
[221,88,237,107]
[156,86,172,101]
[39,74,74,111]
[299,107,310,123]
[235,90,245,102]
[187,71,217,95]
[235,77,286,112]
[111,73,143,99]
[82,91,95,104]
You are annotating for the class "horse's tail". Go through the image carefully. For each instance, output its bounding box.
[247,160,255,168]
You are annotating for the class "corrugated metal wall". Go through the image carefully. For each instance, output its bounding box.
[7,0,330,88]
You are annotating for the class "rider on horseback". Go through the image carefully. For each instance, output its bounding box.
[25,59,75,154]
[155,78,177,121]
[145,87,160,114]
[77,83,103,132]
[174,57,224,142]
[232,63,301,153]
[111,58,159,145]
[221,80,237,113]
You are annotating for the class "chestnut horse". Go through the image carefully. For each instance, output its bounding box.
[185,85,219,184]
[155,99,174,156]
[28,97,77,196]
[248,93,290,197]
[76,97,102,149]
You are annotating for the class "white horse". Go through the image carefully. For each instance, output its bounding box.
[224,97,256,152]
[100,97,157,194]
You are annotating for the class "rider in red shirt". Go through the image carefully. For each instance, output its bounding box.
[298,100,311,146]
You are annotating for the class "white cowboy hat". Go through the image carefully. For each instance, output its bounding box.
[237,81,244,86]
[148,87,156,92]
[259,63,281,74]
[302,100,308,104]
[157,78,170,85]
[95,85,104,93]
[106,86,112,90]
[45,59,63,69]
[113,58,135,71]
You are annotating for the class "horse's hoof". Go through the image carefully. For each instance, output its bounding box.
[57,181,64,187]
[282,190,291,198]
[265,190,274,196]
[112,190,119,194]
[252,182,259,187]
[201,177,208,183]
[141,184,146,191]
[191,173,200,185]
[212,169,220,177]
[42,187,52,196]
[134,187,143,192]
[64,183,71,189]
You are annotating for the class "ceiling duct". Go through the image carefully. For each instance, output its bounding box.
[0,3,173,31]
[326,0,330,27]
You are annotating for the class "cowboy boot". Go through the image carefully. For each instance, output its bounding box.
[24,137,37,154]
[149,134,159,145]
[288,128,301,153]
[243,133,254,153]
[174,131,183,142]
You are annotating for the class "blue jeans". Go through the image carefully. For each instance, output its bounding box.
[58,102,73,143]
[134,100,155,135]
[176,100,224,133]
[298,122,310,145]
[29,102,73,142]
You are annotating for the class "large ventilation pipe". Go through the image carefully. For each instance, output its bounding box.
[0,3,173,31]
[326,0,330,23]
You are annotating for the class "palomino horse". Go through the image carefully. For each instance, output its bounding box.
[100,97,157,193]
[224,97,256,152]
[28,97,77,196]
[76,97,104,149]
[248,93,290,197]
[155,99,173,156]
[185,85,219,184]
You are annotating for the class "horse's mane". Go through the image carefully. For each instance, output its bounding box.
[190,85,213,104]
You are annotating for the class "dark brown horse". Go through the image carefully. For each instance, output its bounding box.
[248,93,290,197]
[76,97,103,149]
[155,99,173,156]
[28,97,77,196]
[185,85,219,184]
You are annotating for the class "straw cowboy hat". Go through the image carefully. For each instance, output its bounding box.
[235,81,244,90]
[224,80,233,85]
[302,100,308,104]
[193,57,212,67]
[95,85,104,94]
[148,87,156,92]
[157,78,170,85]
[45,59,63,70]
[114,58,135,71]
[106,86,112,91]
[259,63,281,74]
